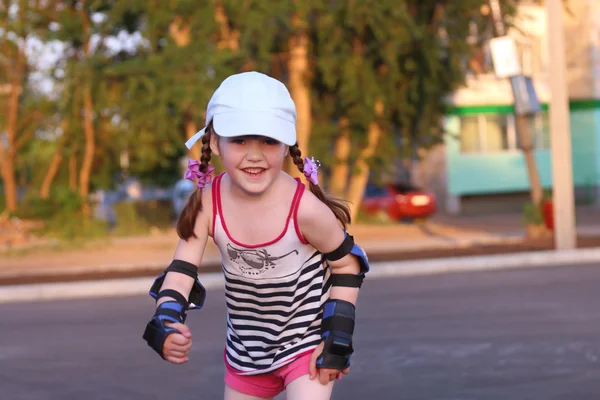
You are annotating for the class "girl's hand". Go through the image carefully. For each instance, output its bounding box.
[308,341,350,385]
[162,322,193,364]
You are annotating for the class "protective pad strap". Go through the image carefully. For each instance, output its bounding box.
[154,300,186,324]
[165,259,198,279]
[148,260,207,311]
[324,233,354,261]
[321,315,355,334]
[321,299,356,335]
[157,289,187,307]
[330,274,364,288]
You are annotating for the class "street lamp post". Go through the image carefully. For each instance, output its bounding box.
[546,0,576,250]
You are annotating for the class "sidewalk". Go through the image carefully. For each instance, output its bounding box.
[2,207,600,286]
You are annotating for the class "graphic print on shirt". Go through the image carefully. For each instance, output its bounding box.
[226,243,299,276]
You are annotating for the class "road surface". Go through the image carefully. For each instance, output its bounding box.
[2,264,600,399]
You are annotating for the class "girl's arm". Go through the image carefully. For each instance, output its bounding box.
[142,187,212,362]
[298,188,368,380]
[297,189,362,301]
[157,187,212,305]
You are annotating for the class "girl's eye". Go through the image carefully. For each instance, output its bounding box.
[232,139,245,145]
[264,139,279,145]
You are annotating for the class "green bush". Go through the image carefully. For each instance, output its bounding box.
[16,189,83,220]
[523,202,544,226]
[112,199,173,236]
[112,202,151,236]
[42,210,109,242]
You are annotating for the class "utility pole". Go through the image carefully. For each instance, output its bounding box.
[487,0,544,208]
[546,0,576,250]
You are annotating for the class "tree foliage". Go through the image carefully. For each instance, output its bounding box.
[0,0,515,218]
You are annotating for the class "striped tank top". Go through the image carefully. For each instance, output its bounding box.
[211,173,331,375]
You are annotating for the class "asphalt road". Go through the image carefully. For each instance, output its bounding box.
[2,264,600,400]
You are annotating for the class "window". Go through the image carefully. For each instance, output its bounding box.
[460,116,481,153]
[484,115,509,152]
[536,112,550,149]
[459,114,509,153]
[459,112,548,153]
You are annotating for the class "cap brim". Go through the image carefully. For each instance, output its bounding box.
[185,128,206,149]
[212,111,296,146]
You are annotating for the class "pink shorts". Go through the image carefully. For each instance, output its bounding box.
[224,351,313,398]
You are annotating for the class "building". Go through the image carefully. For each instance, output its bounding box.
[416,0,600,215]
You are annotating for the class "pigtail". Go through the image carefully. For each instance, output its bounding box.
[289,144,351,230]
[176,125,213,240]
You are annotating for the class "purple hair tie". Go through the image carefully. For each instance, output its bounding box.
[184,159,215,189]
[303,157,320,185]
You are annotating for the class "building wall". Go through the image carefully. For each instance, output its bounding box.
[441,0,600,213]
[445,105,599,196]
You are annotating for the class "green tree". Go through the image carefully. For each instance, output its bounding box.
[311,1,509,219]
[105,0,244,181]
[0,0,58,213]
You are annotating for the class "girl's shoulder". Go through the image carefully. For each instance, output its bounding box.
[295,186,346,252]
[295,185,336,230]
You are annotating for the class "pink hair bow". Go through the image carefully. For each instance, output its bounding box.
[184,159,215,189]
[303,157,320,185]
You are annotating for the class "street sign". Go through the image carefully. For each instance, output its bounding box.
[489,36,522,78]
[510,75,541,116]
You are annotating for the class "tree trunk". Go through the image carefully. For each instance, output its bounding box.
[287,14,311,177]
[170,16,199,162]
[79,85,95,215]
[78,6,95,216]
[69,151,77,191]
[215,3,239,51]
[346,101,384,220]
[169,16,190,47]
[40,151,63,199]
[40,122,67,199]
[0,157,18,212]
[330,118,350,196]
[185,115,201,160]
[516,115,544,205]
[0,44,24,213]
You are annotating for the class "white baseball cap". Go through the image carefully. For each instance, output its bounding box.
[185,72,297,149]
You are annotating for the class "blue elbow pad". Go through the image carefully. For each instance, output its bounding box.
[149,260,206,310]
[324,233,370,288]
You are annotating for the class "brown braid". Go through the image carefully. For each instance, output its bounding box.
[289,144,351,229]
[176,124,214,240]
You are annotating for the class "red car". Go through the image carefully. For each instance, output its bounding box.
[361,183,437,221]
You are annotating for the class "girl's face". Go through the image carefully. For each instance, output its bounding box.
[211,134,288,196]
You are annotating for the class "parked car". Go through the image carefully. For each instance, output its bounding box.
[361,182,437,221]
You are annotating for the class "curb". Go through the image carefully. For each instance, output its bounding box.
[1,247,599,304]
[0,236,523,281]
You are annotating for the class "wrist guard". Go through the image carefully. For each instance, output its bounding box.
[143,300,186,358]
[316,299,356,370]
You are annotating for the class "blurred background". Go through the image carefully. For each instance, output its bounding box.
[5,1,600,399]
[2,0,581,244]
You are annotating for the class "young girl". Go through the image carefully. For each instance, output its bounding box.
[143,72,369,400]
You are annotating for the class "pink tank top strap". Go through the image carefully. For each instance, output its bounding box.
[211,173,225,237]
[291,178,309,244]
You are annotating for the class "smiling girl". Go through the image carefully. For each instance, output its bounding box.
[142,72,370,400]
